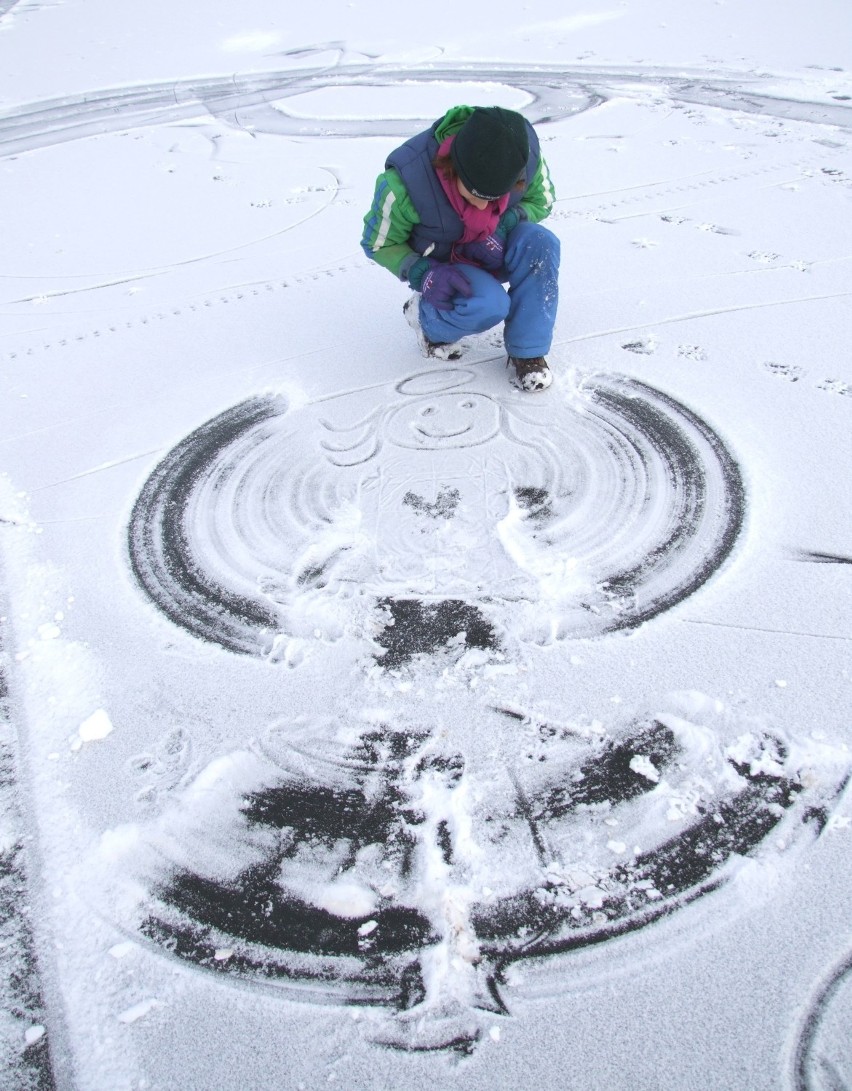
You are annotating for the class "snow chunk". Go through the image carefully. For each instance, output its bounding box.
[578,886,606,909]
[78,708,114,743]
[108,941,136,959]
[629,754,660,783]
[117,998,161,1024]
[726,733,785,778]
[309,878,378,919]
[24,1025,45,1046]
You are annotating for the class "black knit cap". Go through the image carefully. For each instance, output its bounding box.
[450,107,530,201]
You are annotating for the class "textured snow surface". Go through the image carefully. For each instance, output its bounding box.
[1,0,851,1088]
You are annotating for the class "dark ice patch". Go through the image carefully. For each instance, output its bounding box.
[374,598,498,667]
[143,868,435,960]
[530,720,679,820]
[402,486,460,519]
[513,486,553,525]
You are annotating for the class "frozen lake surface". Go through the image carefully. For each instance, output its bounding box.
[1,1,851,1088]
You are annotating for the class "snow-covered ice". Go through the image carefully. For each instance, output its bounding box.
[1,0,851,1088]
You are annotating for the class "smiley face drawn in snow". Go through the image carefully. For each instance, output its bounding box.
[385,393,502,449]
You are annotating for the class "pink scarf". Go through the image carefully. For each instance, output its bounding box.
[436,136,510,261]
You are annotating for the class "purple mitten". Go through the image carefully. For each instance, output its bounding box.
[460,233,505,271]
[420,262,473,311]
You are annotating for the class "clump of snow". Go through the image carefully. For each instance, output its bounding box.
[77,709,114,744]
[24,1025,45,1046]
[629,754,660,782]
[117,999,161,1025]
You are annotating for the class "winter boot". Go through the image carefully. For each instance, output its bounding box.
[508,355,552,391]
[403,295,462,361]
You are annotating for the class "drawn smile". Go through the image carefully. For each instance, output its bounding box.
[414,423,473,440]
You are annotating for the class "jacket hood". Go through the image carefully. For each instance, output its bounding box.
[433,105,477,142]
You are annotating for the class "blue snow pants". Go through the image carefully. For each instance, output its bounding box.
[418,221,560,358]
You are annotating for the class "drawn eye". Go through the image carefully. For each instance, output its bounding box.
[460,400,475,410]
[420,406,436,417]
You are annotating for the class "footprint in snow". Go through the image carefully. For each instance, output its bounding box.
[763,361,804,382]
[621,338,656,355]
[698,223,740,236]
[817,378,852,397]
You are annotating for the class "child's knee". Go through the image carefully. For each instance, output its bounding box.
[509,222,560,262]
[466,290,510,330]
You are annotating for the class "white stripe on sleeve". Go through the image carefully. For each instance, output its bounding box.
[373,190,396,250]
[540,160,555,210]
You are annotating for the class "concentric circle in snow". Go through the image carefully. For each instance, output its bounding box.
[794,951,852,1091]
[127,371,745,657]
